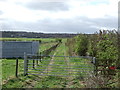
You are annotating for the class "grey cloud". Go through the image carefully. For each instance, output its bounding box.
[76,16,117,29]
[37,18,97,33]
[24,2,69,11]
[0,22,13,30]
[91,17,117,29]
[1,16,117,34]
[1,18,97,33]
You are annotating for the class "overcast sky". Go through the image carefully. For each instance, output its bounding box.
[0,0,119,33]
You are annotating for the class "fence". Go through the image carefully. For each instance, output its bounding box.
[24,53,96,78]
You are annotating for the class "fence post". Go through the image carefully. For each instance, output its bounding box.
[36,54,38,65]
[93,57,97,76]
[15,58,18,77]
[24,52,28,76]
[33,59,35,69]
[40,52,42,62]
[36,59,38,66]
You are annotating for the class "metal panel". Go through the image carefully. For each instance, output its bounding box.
[32,41,39,54]
[0,41,39,58]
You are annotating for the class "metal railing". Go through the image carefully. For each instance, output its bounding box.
[24,53,96,78]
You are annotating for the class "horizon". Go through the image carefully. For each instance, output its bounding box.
[1,29,118,34]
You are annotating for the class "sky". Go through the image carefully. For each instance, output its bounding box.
[0,0,119,34]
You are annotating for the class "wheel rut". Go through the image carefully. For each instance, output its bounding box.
[23,44,60,88]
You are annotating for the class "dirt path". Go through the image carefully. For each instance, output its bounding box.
[63,44,74,88]
[40,49,59,76]
[23,44,60,88]
[63,43,86,88]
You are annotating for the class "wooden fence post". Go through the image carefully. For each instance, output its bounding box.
[33,59,35,69]
[15,58,18,77]
[24,52,28,76]
[36,59,38,66]
[40,52,42,62]
[36,53,39,65]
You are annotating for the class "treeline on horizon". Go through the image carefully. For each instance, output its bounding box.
[2,30,117,38]
[0,31,79,38]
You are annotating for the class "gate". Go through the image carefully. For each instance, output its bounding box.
[24,53,96,78]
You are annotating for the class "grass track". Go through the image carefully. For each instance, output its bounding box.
[34,39,92,88]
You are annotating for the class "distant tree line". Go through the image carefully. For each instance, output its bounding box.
[1,31,78,38]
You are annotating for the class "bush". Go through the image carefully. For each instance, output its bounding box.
[66,30,119,87]
[74,34,88,56]
[55,38,62,43]
[66,34,88,56]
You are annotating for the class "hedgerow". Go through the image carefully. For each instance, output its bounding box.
[66,30,119,87]
[66,34,88,56]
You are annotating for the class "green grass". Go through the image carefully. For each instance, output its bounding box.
[50,42,68,76]
[0,38,56,42]
[35,76,67,88]
[2,59,24,81]
[2,74,39,88]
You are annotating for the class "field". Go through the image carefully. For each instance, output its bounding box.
[0,38,55,42]
[1,31,119,88]
[1,38,94,88]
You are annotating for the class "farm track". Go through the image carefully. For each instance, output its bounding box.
[32,42,70,88]
[33,42,86,88]
[64,47,73,88]
[64,44,85,88]
[23,43,61,88]
[49,43,68,76]
[40,45,60,76]
[42,42,83,88]
[23,43,62,88]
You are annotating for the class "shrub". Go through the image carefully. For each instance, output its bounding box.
[74,34,88,56]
